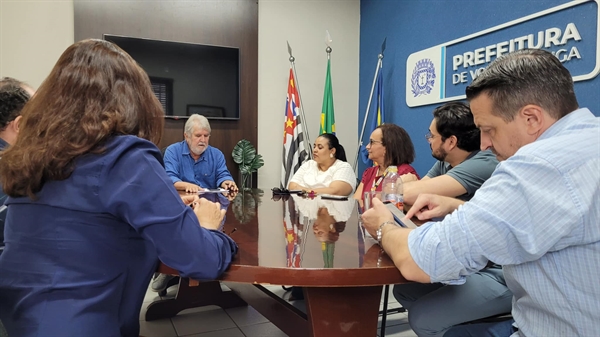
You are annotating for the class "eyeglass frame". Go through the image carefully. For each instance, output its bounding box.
[426,131,450,144]
[367,139,383,146]
[425,132,436,141]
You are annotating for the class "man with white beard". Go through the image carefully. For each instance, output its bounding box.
[153,114,237,293]
[164,114,237,193]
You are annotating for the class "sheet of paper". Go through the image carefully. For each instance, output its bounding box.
[198,188,229,194]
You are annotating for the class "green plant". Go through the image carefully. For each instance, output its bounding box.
[232,139,264,190]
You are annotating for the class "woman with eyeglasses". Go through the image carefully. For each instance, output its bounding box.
[288,133,356,196]
[353,124,419,203]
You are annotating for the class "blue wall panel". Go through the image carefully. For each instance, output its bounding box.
[359,0,599,177]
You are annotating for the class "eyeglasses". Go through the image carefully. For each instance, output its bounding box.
[425,132,436,141]
[368,139,383,146]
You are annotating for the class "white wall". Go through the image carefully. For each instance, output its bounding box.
[1,0,360,270]
[257,0,360,188]
[257,0,360,266]
[0,0,74,88]
[1,0,360,186]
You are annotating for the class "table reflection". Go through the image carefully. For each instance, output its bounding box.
[230,189,263,224]
[198,192,231,209]
[152,189,407,335]
[209,189,395,271]
[194,192,233,231]
[291,195,355,268]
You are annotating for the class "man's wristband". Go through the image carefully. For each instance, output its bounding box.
[376,221,397,245]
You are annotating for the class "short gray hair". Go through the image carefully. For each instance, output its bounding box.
[185,114,211,135]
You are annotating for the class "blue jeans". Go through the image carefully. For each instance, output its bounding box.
[393,266,513,337]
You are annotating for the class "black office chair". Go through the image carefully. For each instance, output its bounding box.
[379,284,406,337]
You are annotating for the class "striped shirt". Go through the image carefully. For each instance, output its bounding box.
[409,108,600,336]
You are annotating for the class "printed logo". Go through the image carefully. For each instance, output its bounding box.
[411,59,436,97]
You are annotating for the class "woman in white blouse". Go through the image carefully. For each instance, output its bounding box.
[288,133,356,196]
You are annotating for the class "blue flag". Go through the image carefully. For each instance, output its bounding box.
[361,67,385,166]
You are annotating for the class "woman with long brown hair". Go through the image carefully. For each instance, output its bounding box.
[0,39,237,337]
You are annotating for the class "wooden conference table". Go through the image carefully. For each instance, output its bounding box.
[145,189,410,337]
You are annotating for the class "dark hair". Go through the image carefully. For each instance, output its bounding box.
[0,39,164,199]
[466,49,578,122]
[327,222,346,242]
[319,133,347,162]
[432,102,480,152]
[0,77,31,131]
[377,124,415,167]
[315,206,347,243]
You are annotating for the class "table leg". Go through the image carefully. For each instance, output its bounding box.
[224,283,383,337]
[304,285,383,337]
[145,279,247,321]
[224,283,309,337]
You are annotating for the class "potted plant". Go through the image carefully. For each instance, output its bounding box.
[232,139,264,190]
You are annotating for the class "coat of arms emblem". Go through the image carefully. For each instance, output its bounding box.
[411,59,436,97]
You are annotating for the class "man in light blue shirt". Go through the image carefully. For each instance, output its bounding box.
[164,114,237,193]
[153,114,237,293]
[362,49,599,336]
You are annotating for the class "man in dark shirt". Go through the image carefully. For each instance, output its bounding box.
[0,77,34,253]
[394,102,510,337]
[0,77,33,337]
[402,102,498,204]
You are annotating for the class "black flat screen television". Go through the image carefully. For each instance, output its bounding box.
[104,34,240,120]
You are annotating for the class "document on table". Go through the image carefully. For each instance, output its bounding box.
[198,188,229,194]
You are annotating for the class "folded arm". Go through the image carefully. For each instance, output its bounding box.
[353,182,365,200]
[289,180,353,196]
[403,174,466,205]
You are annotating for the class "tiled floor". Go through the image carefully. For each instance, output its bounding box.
[139,282,417,337]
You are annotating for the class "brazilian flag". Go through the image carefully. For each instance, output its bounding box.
[322,242,334,268]
[319,59,335,135]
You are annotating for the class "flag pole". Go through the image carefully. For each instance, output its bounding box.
[353,55,383,171]
[320,30,335,135]
[325,29,332,61]
[287,41,313,160]
[353,38,387,172]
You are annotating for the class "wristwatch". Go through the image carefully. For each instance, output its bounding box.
[376,221,396,245]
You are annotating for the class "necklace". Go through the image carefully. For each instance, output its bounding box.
[370,167,388,191]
